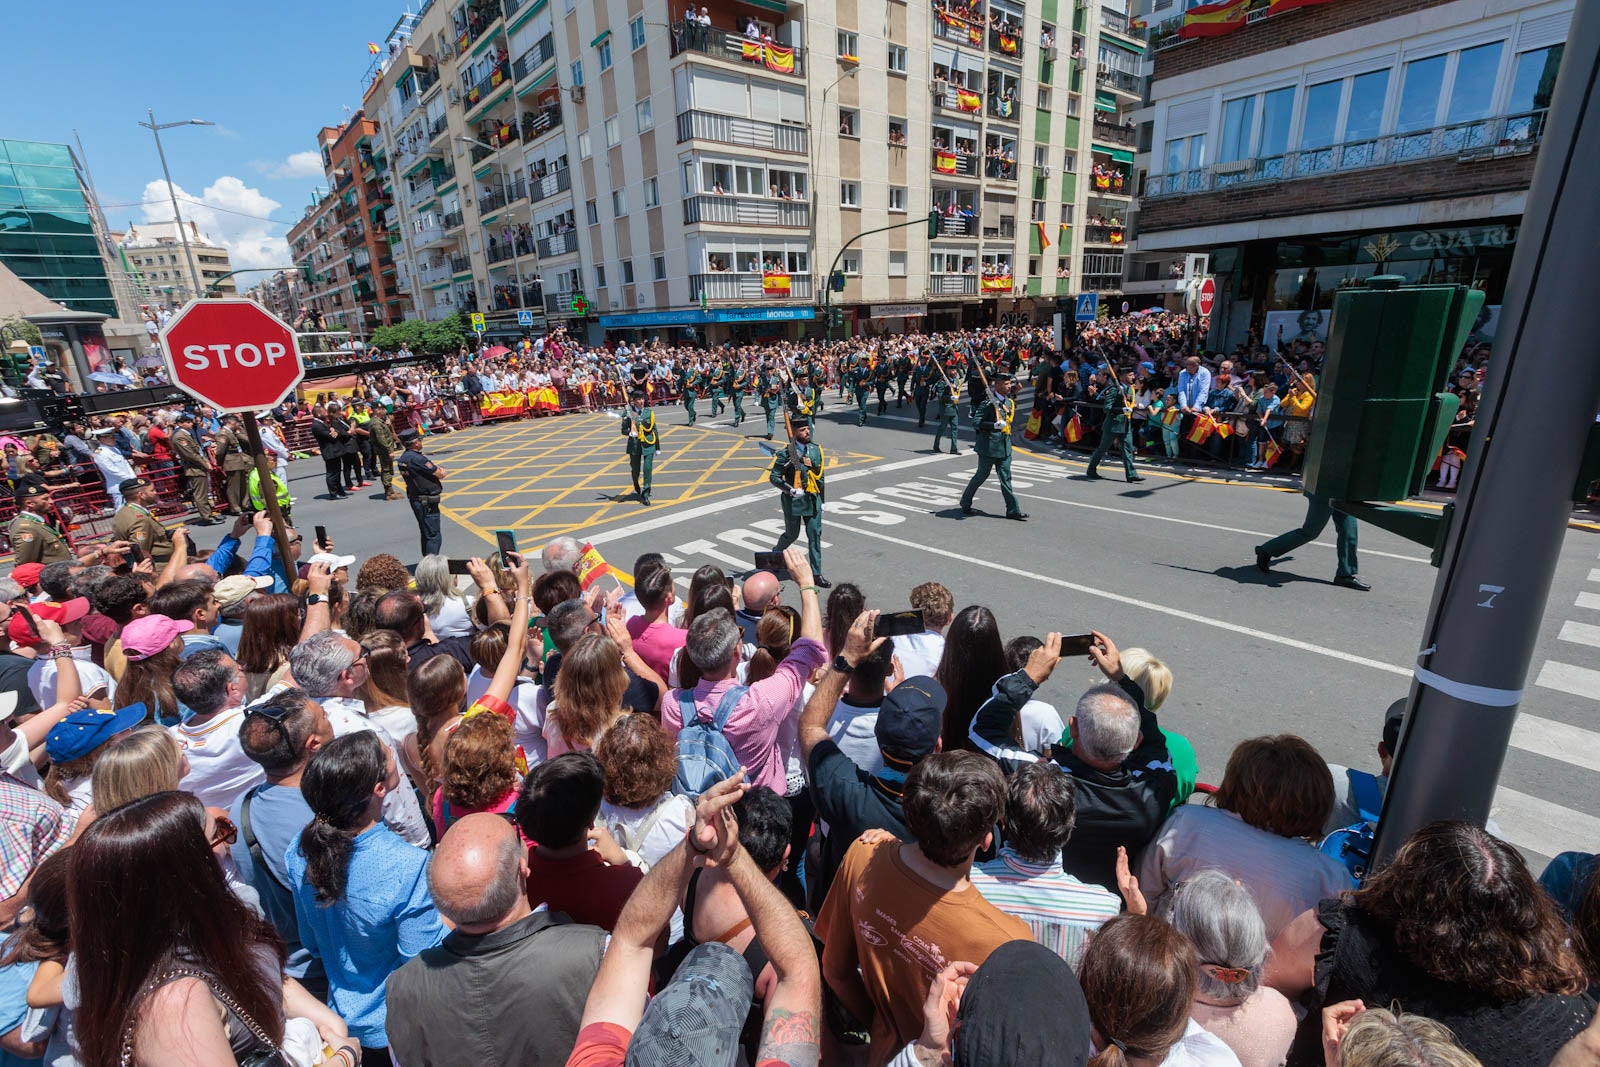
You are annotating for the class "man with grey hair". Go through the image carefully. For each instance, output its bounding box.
[541,535,583,574]
[384,813,606,1065]
[968,629,1177,894]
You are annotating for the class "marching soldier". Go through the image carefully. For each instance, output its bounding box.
[933,356,962,455]
[172,411,220,525]
[710,356,729,418]
[112,476,176,563]
[212,413,254,515]
[622,386,659,506]
[367,406,405,500]
[730,361,748,427]
[675,361,694,424]
[758,362,781,440]
[894,349,913,409]
[848,353,871,426]
[873,356,894,416]
[683,363,701,426]
[912,350,934,428]
[958,372,1028,521]
[1085,365,1145,484]
[769,418,831,588]
[8,483,119,567]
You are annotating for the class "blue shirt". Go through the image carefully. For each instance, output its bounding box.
[214,618,243,656]
[230,784,319,983]
[0,947,41,1067]
[206,534,288,593]
[286,824,444,1046]
[1178,367,1212,409]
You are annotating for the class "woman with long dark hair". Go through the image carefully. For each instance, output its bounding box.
[69,791,354,1067]
[0,849,70,1061]
[235,593,301,701]
[935,604,1006,750]
[117,631,184,726]
[290,731,443,1065]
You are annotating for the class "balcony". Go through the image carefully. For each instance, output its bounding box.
[503,0,529,19]
[351,250,372,270]
[544,290,583,316]
[669,24,805,77]
[1081,274,1123,292]
[1096,66,1142,96]
[932,8,985,47]
[416,65,439,96]
[676,110,808,155]
[1100,7,1138,38]
[406,182,438,208]
[931,212,977,238]
[479,189,507,216]
[470,143,494,165]
[933,80,986,116]
[1083,223,1127,246]
[690,272,815,302]
[451,254,472,273]
[442,209,465,230]
[987,94,1021,123]
[929,273,979,295]
[522,105,563,142]
[529,167,573,203]
[429,114,450,142]
[395,274,413,294]
[418,261,451,286]
[931,148,980,178]
[1089,165,1132,197]
[988,29,1024,59]
[1092,118,1137,147]
[486,241,516,264]
[512,33,556,81]
[983,154,1019,181]
[684,194,809,228]
[424,301,459,321]
[538,230,579,258]
[463,61,511,116]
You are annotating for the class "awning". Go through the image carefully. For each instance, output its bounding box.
[1093,144,1136,164]
[590,29,611,47]
[1095,92,1118,112]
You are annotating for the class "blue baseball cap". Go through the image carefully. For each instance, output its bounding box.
[45,703,148,763]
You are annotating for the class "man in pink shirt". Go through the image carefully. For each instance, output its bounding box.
[623,561,687,682]
[657,546,825,793]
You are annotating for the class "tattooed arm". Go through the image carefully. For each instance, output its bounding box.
[726,842,822,1067]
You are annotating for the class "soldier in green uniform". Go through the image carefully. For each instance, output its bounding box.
[112,476,176,564]
[933,357,962,454]
[729,360,748,427]
[912,350,934,428]
[758,362,781,440]
[848,353,871,426]
[367,408,404,500]
[1085,364,1145,484]
[958,372,1028,521]
[894,350,913,409]
[709,356,728,418]
[212,413,254,515]
[683,362,700,426]
[769,418,831,587]
[171,411,219,525]
[622,386,659,506]
[8,483,115,566]
[675,361,693,423]
[873,357,894,416]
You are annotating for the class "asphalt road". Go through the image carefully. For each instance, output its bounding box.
[282,392,1600,867]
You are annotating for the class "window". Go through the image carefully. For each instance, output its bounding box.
[1300,79,1342,149]
[570,59,584,87]
[1219,95,1256,162]
[596,264,607,288]
[888,186,907,212]
[1060,203,1074,224]
[629,16,646,51]
[1030,200,1046,222]
[841,253,860,274]
[1033,145,1048,168]
[1063,150,1076,172]
[604,116,621,146]
[888,119,907,145]
[887,45,907,72]
[837,31,858,59]
[1508,44,1563,114]
[586,199,599,224]
[1397,54,1446,132]
[889,251,907,277]
[1037,87,1051,111]
[612,189,627,215]
[838,109,858,136]
[636,98,653,131]
[578,131,592,159]
[840,181,859,207]
[1259,87,1295,158]
[622,259,634,284]
[1164,134,1205,173]
[1345,69,1390,141]
[1066,93,1081,117]
[597,38,613,72]
[734,163,764,195]
[643,177,659,207]
[652,255,666,280]
[1447,42,1504,124]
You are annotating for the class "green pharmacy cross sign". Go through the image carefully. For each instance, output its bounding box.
[570,294,590,316]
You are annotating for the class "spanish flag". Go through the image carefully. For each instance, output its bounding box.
[741,41,762,62]
[956,89,982,112]
[762,271,792,296]
[998,34,1019,54]
[575,542,612,590]
[1063,413,1085,443]
[1263,438,1283,467]
[1036,220,1051,250]
[1186,414,1216,445]
[935,150,958,174]
[763,44,796,74]
[1179,0,1247,38]
[368,42,381,54]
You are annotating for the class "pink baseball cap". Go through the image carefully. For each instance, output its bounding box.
[120,614,194,661]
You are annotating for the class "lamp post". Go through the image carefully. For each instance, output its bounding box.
[458,135,528,329]
[814,65,860,330]
[138,111,214,303]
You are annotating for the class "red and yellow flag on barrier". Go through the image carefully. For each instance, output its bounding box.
[575,541,612,590]
[1036,221,1051,250]
[1186,414,1217,445]
[1063,413,1085,444]
[479,390,528,418]
[525,386,561,413]
[1263,437,1283,467]
[1212,420,1234,440]
[956,89,982,112]
[980,273,1013,292]
[935,150,958,174]
[762,271,792,296]
[740,40,762,62]
[1179,0,1247,38]
[1109,230,1124,245]
[998,33,1019,54]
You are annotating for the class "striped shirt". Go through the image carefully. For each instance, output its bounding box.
[969,847,1121,966]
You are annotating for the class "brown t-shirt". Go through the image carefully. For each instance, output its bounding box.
[816,837,1031,1065]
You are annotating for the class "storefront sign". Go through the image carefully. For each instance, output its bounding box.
[869,303,927,319]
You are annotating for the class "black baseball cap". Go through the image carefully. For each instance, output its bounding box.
[876,676,945,764]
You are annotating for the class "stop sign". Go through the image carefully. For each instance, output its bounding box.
[1196,276,1217,319]
[159,299,304,413]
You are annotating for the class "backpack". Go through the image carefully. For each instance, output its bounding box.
[673,685,749,798]
[1318,768,1385,880]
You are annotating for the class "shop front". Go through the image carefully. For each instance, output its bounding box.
[597,305,816,347]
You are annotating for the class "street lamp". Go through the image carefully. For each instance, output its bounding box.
[814,66,859,326]
[138,111,214,303]
[458,135,529,326]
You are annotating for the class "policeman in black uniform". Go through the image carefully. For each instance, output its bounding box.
[396,429,445,556]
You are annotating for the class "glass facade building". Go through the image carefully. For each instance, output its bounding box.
[0,139,117,319]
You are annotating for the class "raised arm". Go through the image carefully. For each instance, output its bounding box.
[298,563,334,642]
[465,557,510,625]
[784,546,822,644]
[481,555,531,706]
[728,837,822,1067]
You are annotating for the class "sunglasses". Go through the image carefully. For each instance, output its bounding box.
[209,814,238,848]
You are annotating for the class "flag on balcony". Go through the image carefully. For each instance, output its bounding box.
[980,272,1013,292]
[1179,0,1247,38]
[957,89,982,112]
[1130,16,1148,29]
[998,33,1019,54]
[741,40,762,62]
[1036,221,1051,250]
[367,42,381,54]
[763,271,792,296]
[1109,229,1124,245]
[763,44,796,74]
[935,150,959,174]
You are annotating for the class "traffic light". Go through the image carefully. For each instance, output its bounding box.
[828,308,845,328]
[927,209,941,239]
[1303,277,1484,502]
[830,271,846,293]
[2,349,28,386]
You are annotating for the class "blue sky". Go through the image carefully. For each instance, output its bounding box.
[11,0,409,271]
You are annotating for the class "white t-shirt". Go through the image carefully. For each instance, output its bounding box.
[892,630,945,680]
[600,793,693,870]
[1019,697,1066,753]
[465,669,547,766]
[320,697,432,848]
[365,704,417,748]
[1156,1019,1245,1067]
[427,597,474,638]
[826,696,884,776]
[170,707,264,810]
[27,651,115,709]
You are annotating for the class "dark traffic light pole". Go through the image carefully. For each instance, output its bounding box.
[1371,1,1600,867]
[823,211,942,341]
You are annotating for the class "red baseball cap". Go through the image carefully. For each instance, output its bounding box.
[6,598,91,646]
[9,563,43,590]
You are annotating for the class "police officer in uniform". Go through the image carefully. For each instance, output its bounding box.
[622,386,659,506]
[112,476,177,563]
[396,429,445,556]
[1085,364,1145,484]
[212,413,254,515]
[8,483,117,566]
[959,372,1028,521]
[769,418,831,588]
[171,411,219,524]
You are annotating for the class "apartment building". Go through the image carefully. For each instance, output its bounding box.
[114,220,237,299]
[1126,0,1569,351]
[366,0,1143,344]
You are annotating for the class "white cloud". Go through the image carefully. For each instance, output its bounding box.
[138,176,292,274]
[263,151,325,180]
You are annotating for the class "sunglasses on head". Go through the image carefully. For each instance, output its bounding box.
[209,814,238,848]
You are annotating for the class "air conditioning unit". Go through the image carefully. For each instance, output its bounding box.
[1044,45,1058,61]
[1037,165,1051,177]
[571,84,586,103]
[448,87,460,104]
[932,78,949,98]
[1211,159,1253,175]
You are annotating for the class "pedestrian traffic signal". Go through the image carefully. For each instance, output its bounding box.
[828,308,845,328]
[830,271,846,293]
[1304,277,1484,503]
[926,209,941,239]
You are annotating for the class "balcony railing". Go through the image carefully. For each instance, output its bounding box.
[929,273,979,295]
[1082,273,1123,292]
[1083,224,1127,245]
[690,272,814,302]
[538,230,579,258]
[1096,66,1142,95]
[1144,110,1548,199]
[1100,7,1135,36]
[442,209,465,230]
[486,241,515,264]
[451,254,471,273]
[988,29,1024,58]
[544,289,582,316]
[463,61,511,113]
[406,182,438,208]
[503,0,528,20]
[470,143,494,165]
[669,24,805,77]
[931,148,980,178]
[523,106,563,142]
[983,154,1019,181]
[932,10,985,47]
[429,114,450,141]
[416,66,439,96]
[512,34,556,81]
[987,95,1021,122]
[530,167,573,203]
[683,194,809,228]
[676,109,808,154]
[931,213,977,237]
[479,189,507,216]
[1092,119,1137,147]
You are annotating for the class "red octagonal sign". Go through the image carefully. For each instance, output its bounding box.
[159,299,304,414]
[1196,276,1217,320]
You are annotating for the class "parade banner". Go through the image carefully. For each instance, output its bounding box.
[956,89,982,112]
[935,150,959,174]
[1179,0,1247,38]
[575,541,613,590]
[479,390,527,418]
[526,386,561,413]
[762,271,792,296]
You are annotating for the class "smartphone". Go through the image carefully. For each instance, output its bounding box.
[874,610,925,638]
[314,525,329,553]
[126,541,146,565]
[494,529,518,569]
[446,558,473,576]
[753,551,790,580]
[1060,633,1097,657]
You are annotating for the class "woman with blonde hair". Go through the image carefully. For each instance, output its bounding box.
[358,628,415,746]
[414,554,474,638]
[90,725,185,813]
[547,632,629,756]
[1120,647,1198,806]
[1324,1006,1481,1067]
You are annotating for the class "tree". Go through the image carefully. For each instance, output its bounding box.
[0,316,42,350]
[369,313,466,355]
